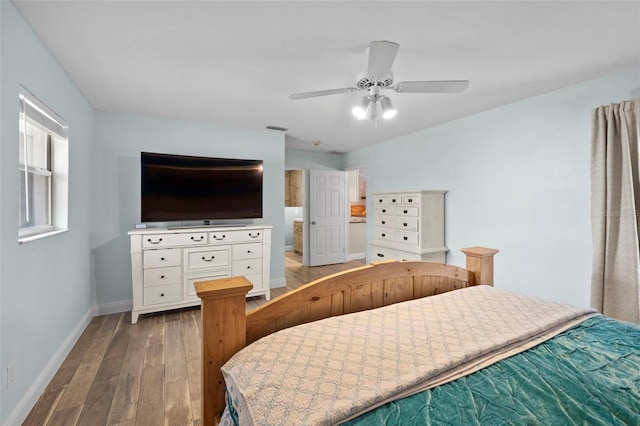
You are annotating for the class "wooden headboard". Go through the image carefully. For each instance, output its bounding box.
[195,246,498,425]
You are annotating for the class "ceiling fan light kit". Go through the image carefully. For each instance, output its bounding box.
[352,96,370,119]
[289,40,469,122]
[380,96,397,119]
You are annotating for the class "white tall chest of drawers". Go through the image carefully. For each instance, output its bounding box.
[369,191,447,263]
[129,225,271,324]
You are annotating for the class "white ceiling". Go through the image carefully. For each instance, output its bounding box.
[12,1,640,153]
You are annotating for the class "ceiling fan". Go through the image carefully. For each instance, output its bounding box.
[289,40,469,120]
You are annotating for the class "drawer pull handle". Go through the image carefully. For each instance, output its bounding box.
[249,233,260,238]
[403,236,408,241]
[403,223,408,227]
[377,253,384,258]
[191,236,204,241]
[246,266,251,270]
[202,256,215,262]
[381,220,386,225]
[160,257,165,261]
[160,293,165,297]
[247,250,252,254]
[147,238,163,244]
[381,233,386,237]
[378,199,383,203]
[382,209,386,213]
[408,198,413,203]
[161,275,165,279]
[392,198,396,203]
[403,210,408,214]
[213,235,226,240]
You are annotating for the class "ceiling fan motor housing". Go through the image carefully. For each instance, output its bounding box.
[356,71,393,89]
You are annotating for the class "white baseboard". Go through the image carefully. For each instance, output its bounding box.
[93,299,133,316]
[348,252,366,261]
[5,306,94,426]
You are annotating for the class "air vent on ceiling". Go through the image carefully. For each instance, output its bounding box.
[266,125,288,132]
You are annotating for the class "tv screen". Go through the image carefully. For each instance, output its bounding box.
[141,152,263,222]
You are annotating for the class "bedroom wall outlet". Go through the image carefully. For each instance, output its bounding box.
[6,363,15,388]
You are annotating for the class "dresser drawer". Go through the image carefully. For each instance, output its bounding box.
[210,229,264,243]
[183,246,230,271]
[395,206,419,217]
[232,258,262,276]
[245,273,264,291]
[376,216,393,228]
[143,266,181,287]
[371,246,393,261]
[394,217,419,231]
[375,206,393,216]
[374,227,394,242]
[142,232,207,248]
[143,249,181,269]
[184,270,231,300]
[394,231,419,246]
[144,284,181,305]
[233,243,263,260]
[374,195,402,205]
[402,195,420,205]
[371,246,419,262]
[374,196,392,205]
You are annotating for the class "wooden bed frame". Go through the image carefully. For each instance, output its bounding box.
[195,246,499,426]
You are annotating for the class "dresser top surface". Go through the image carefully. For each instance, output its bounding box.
[128,224,273,236]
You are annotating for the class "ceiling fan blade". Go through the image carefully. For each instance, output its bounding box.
[289,87,360,100]
[367,40,399,79]
[392,80,469,94]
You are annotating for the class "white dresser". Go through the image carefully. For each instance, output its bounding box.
[369,191,447,263]
[129,225,271,324]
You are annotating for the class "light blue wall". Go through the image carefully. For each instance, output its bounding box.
[0,1,638,421]
[92,112,286,304]
[0,3,95,423]
[343,66,640,308]
[285,148,342,170]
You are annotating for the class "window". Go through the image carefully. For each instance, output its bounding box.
[18,88,68,242]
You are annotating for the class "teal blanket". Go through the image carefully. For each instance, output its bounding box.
[345,315,640,425]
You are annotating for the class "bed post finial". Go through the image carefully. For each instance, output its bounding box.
[461,247,499,286]
[196,276,253,426]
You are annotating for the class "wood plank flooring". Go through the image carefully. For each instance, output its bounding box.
[24,252,366,425]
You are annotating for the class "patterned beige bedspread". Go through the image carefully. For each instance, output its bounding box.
[222,286,596,426]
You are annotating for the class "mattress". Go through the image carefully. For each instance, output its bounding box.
[345,315,640,425]
[220,286,602,425]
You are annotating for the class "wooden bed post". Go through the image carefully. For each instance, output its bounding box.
[461,247,499,286]
[195,277,253,426]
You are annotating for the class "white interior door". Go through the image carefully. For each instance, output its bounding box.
[308,169,347,266]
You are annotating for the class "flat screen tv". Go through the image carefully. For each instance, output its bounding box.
[140,152,263,222]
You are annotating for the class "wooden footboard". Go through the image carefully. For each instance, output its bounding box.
[195,247,498,425]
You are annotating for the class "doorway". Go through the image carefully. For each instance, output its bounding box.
[284,169,304,267]
[284,168,366,270]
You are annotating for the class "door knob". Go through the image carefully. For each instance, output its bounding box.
[311,221,317,225]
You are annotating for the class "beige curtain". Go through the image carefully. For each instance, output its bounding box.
[591,99,640,324]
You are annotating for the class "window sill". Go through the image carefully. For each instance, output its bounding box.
[19,229,68,244]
